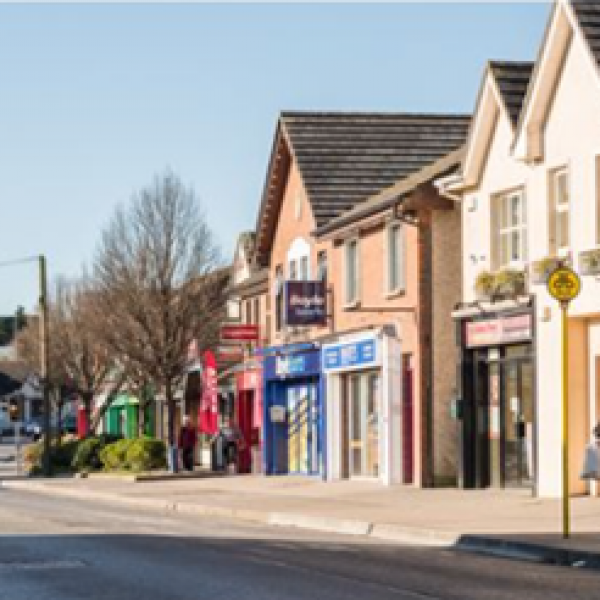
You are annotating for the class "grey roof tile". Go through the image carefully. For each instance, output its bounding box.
[280,112,469,228]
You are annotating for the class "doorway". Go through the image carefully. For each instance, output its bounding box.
[286,382,319,474]
[501,357,534,487]
[345,370,380,479]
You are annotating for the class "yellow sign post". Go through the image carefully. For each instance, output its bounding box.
[547,265,581,539]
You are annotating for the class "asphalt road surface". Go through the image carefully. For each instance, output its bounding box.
[0,487,600,600]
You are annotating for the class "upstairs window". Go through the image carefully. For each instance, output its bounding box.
[300,256,309,281]
[491,189,527,270]
[317,251,328,282]
[387,222,406,294]
[596,156,600,245]
[345,239,359,305]
[289,259,297,281]
[274,265,284,332]
[549,167,569,255]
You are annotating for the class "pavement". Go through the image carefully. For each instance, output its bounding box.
[2,488,600,599]
[5,473,600,568]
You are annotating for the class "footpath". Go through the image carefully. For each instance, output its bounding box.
[4,474,600,569]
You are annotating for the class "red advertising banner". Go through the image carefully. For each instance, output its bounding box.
[199,350,218,434]
[221,324,259,341]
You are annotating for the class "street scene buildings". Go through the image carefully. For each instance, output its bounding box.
[7,2,600,596]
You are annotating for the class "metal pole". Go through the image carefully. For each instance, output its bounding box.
[39,255,51,477]
[562,303,569,538]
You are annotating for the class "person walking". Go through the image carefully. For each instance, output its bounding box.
[179,415,197,472]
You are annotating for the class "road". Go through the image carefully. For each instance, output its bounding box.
[0,488,599,600]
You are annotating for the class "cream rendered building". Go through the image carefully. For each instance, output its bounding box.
[445,0,600,498]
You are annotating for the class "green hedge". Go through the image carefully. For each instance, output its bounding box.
[71,434,122,471]
[25,435,166,475]
[99,438,166,472]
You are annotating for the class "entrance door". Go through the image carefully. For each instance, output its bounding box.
[347,370,380,478]
[502,360,534,487]
[287,382,319,474]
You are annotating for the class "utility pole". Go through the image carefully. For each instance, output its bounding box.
[39,255,52,477]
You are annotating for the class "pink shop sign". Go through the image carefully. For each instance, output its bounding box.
[465,314,532,349]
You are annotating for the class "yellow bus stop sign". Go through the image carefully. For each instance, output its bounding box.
[547,266,581,305]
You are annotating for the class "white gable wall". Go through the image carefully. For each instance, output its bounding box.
[462,108,529,303]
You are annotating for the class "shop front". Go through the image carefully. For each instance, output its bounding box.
[235,364,263,474]
[322,330,403,486]
[262,345,324,477]
[455,307,536,491]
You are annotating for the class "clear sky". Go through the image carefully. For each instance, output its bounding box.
[0,2,550,315]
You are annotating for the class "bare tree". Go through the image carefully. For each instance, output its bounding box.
[93,171,226,465]
[15,278,123,436]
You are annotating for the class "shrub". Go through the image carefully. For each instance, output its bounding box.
[99,439,134,471]
[71,434,122,471]
[24,437,79,473]
[125,438,167,472]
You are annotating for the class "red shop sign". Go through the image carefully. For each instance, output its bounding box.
[221,324,259,342]
[465,314,532,348]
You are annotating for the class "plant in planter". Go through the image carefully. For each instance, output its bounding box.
[474,270,496,299]
[494,268,527,297]
[530,256,561,284]
[580,248,600,276]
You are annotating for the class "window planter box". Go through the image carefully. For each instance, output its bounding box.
[580,248,600,276]
[474,269,527,301]
[530,257,562,285]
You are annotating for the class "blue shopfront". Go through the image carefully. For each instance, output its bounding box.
[262,344,325,477]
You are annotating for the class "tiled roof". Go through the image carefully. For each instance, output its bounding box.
[571,0,600,67]
[489,61,534,126]
[280,112,470,227]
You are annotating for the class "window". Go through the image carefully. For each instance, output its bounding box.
[254,298,260,334]
[245,300,252,324]
[317,251,328,282]
[300,256,309,281]
[289,260,297,281]
[596,157,600,245]
[274,265,284,332]
[491,189,527,270]
[549,168,569,254]
[345,239,359,305]
[387,222,405,294]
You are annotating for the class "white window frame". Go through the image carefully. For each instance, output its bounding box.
[344,237,360,307]
[549,166,570,256]
[595,154,600,246]
[491,188,527,271]
[385,221,406,295]
[287,237,311,280]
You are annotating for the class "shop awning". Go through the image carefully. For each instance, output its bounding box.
[452,296,533,320]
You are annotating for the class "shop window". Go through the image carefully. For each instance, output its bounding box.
[386,222,406,294]
[491,188,527,270]
[345,239,359,305]
[549,167,569,255]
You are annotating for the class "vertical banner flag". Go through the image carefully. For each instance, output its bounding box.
[199,350,218,434]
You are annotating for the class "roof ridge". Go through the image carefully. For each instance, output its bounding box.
[280,110,470,119]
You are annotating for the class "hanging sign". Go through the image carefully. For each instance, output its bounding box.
[285,281,327,326]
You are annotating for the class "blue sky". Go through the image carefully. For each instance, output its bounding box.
[0,2,550,315]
